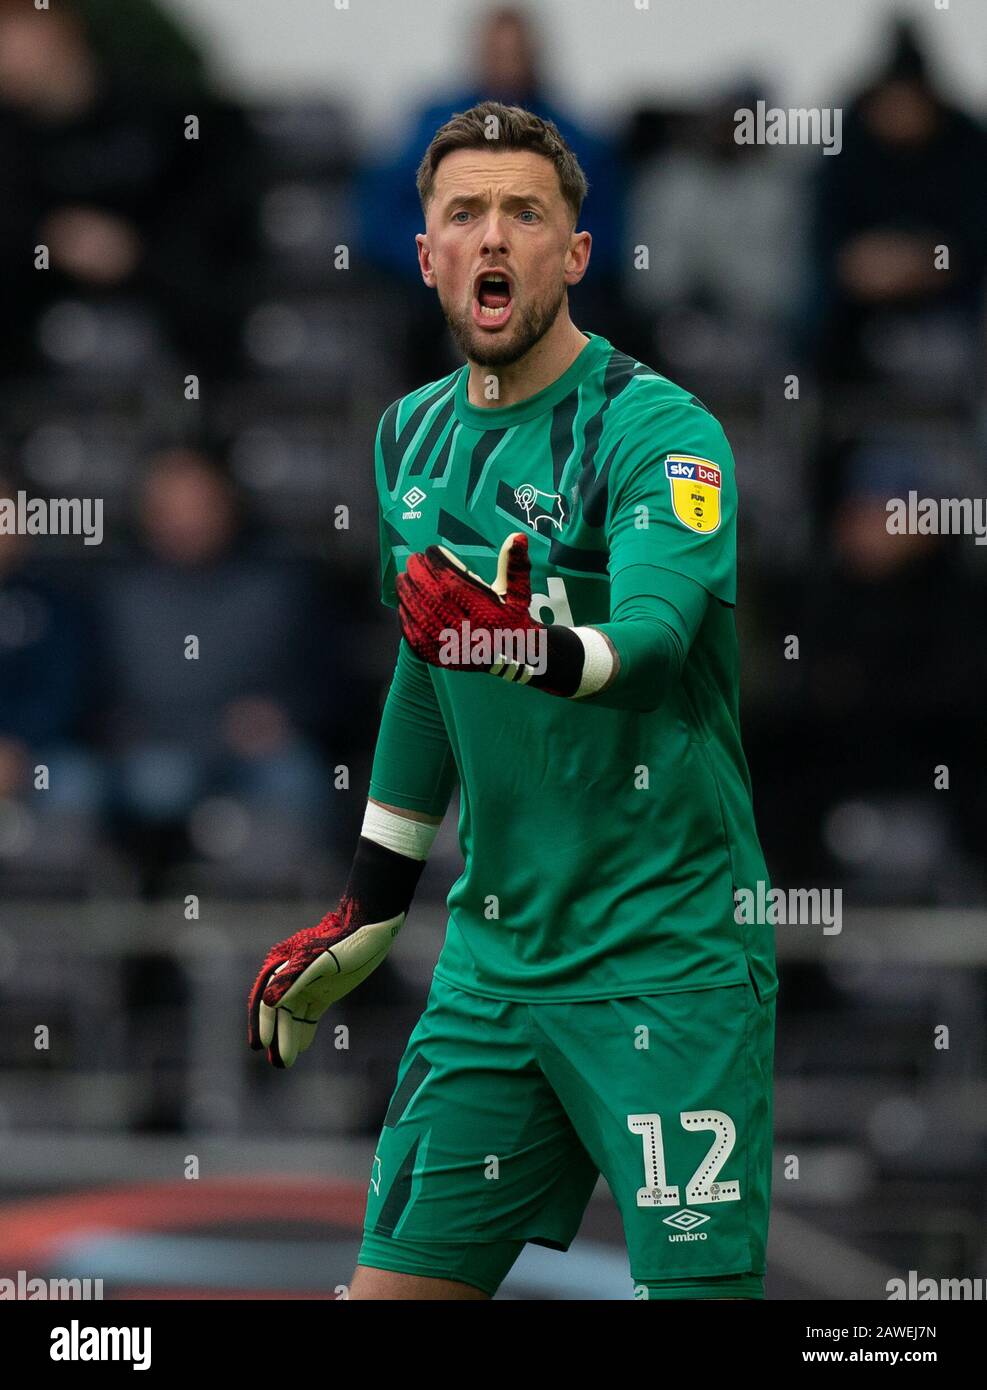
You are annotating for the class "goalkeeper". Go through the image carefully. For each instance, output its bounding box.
[248,99,778,1302]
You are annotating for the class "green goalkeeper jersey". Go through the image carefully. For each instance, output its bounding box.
[374,331,777,1005]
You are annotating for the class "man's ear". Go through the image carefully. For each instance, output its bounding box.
[416,233,435,287]
[564,228,592,285]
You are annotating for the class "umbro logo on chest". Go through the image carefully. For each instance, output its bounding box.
[401,487,426,520]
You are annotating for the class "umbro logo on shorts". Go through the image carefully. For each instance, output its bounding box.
[663,1209,711,1241]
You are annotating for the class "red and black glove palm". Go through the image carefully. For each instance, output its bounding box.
[395,531,543,672]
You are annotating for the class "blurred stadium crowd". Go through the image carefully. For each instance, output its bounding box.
[0,0,984,1294]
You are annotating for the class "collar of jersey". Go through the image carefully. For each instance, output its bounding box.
[452,331,610,430]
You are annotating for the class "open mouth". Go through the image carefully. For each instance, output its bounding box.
[472,272,513,327]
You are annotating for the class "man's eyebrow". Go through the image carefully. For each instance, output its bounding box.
[441,191,550,210]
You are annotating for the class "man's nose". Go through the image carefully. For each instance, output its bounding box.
[478,213,510,251]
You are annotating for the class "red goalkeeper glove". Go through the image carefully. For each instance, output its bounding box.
[396,530,554,681]
[247,904,404,1068]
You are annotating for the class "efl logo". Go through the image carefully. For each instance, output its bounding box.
[664,455,722,535]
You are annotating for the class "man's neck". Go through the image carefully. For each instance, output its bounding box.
[465,318,590,409]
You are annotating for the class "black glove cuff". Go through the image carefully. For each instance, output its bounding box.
[339,834,428,925]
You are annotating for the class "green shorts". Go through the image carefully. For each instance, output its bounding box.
[358,971,775,1299]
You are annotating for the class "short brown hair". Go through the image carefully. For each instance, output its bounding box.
[416,100,589,230]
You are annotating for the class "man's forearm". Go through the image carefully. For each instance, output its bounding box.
[508,565,708,713]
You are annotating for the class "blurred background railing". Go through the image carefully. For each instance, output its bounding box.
[1,898,984,1299]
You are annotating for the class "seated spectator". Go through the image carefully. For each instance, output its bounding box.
[0,0,258,377]
[622,82,806,379]
[96,447,339,891]
[787,442,978,894]
[804,18,987,384]
[0,470,102,880]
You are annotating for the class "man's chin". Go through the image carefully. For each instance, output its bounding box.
[461,330,528,368]
[447,309,553,369]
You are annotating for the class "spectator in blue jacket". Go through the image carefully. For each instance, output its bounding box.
[356,5,627,381]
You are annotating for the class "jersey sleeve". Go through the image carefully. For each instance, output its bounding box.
[369,637,458,817]
[605,395,738,606]
[583,566,709,713]
[373,409,398,609]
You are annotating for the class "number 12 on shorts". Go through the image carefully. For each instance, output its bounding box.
[628,1111,741,1207]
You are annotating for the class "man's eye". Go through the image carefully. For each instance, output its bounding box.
[518,210,538,222]
[452,210,471,223]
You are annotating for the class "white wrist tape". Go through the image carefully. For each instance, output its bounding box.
[362,800,440,860]
[571,626,616,698]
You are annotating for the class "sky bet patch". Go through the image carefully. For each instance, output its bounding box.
[665,454,722,534]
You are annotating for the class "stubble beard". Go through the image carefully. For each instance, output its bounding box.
[441,280,567,369]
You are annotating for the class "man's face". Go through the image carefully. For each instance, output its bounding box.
[417,147,590,368]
